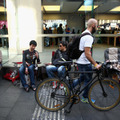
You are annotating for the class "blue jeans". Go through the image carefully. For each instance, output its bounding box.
[73,64,93,98]
[46,65,66,79]
[19,64,35,88]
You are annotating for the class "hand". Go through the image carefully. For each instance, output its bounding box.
[94,63,101,70]
[37,61,41,64]
[25,67,28,74]
[26,62,30,67]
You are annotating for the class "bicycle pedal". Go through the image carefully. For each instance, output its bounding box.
[64,109,71,114]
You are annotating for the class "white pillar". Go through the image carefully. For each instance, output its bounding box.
[6,0,43,55]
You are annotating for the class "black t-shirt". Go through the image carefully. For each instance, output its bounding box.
[23,49,40,67]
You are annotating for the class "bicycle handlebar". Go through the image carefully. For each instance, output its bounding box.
[68,61,106,74]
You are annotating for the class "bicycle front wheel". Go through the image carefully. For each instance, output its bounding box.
[88,78,120,111]
[35,78,71,112]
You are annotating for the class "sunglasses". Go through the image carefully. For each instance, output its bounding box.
[59,45,62,47]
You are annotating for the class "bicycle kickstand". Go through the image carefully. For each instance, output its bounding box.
[65,98,76,114]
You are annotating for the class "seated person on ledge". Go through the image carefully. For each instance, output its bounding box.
[19,40,40,92]
[46,41,71,88]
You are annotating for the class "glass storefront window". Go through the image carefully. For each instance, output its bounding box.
[0,0,120,64]
[42,0,120,47]
[0,0,9,64]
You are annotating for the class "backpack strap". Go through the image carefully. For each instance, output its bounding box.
[58,50,66,61]
[79,32,93,54]
[80,32,92,38]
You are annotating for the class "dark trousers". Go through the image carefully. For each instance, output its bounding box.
[77,64,93,98]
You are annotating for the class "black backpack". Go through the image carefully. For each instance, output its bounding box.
[67,32,92,59]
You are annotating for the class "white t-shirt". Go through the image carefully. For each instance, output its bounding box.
[76,29,93,64]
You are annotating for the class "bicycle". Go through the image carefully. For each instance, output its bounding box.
[35,61,120,113]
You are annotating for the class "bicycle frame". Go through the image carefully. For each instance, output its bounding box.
[35,61,120,113]
[49,67,103,112]
[52,65,103,96]
[64,63,120,113]
[68,70,100,96]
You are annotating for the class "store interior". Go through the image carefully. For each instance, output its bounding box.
[0,0,120,64]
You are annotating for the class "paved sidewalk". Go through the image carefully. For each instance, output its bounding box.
[1,76,120,120]
[1,44,120,120]
[0,77,36,120]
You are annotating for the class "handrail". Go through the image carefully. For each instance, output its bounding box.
[0,33,120,38]
[95,34,120,37]
[0,35,8,37]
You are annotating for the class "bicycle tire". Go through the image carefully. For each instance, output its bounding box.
[35,78,71,112]
[88,78,120,111]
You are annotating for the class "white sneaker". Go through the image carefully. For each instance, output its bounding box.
[60,84,64,89]
[52,81,57,89]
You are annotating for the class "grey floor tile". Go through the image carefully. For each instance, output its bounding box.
[0,107,11,118]
[0,116,6,120]
[6,102,35,120]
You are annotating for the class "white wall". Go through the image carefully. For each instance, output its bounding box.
[6,0,43,55]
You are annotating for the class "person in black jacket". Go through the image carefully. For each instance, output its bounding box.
[57,23,64,42]
[19,40,40,92]
[46,41,70,88]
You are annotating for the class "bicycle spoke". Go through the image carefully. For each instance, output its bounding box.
[88,78,120,111]
[35,78,70,111]
[54,94,69,99]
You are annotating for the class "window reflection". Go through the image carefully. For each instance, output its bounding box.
[0,0,9,63]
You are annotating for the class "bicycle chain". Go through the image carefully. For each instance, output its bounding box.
[70,94,80,104]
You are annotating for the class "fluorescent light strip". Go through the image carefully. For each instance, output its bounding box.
[78,5,98,11]
[110,6,120,11]
[43,5,60,11]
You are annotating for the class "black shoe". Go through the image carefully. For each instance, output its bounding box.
[31,85,36,91]
[24,87,29,92]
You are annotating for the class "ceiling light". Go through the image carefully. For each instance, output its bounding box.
[43,5,60,11]
[0,6,7,12]
[110,6,120,11]
[78,5,98,11]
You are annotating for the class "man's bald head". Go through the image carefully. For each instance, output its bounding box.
[87,18,97,34]
[87,18,97,28]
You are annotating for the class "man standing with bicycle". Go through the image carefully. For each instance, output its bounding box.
[76,18,101,103]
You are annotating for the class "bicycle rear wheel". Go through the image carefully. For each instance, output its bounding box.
[35,78,71,112]
[88,78,120,111]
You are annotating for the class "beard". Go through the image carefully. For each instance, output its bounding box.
[91,27,96,34]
